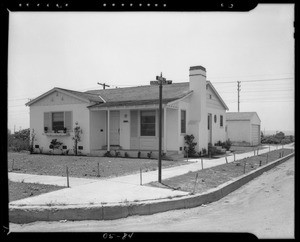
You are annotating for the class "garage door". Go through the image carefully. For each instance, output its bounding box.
[251,124,260,146]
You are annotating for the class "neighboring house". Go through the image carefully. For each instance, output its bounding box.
[226,112,261,146]
[26,65,229,156]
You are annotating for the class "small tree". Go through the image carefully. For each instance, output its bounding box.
[184,134,197,157]
[29,129,36,154]
[72,121,82,156]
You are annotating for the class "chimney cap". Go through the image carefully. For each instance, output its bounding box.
[189,65,206,71]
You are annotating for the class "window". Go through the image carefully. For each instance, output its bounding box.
[181,110,186,133]
[214,115,217,123]
[140,110,156,136]
[220,115,223,127]
[44,111,72,132]
[52,112,64,131]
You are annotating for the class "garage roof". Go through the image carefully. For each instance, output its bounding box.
[226,112,261,122]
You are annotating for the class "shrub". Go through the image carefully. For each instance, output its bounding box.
[104,151,112,157]
[214,140,223,146]
[184,134,197,157]
[223,139,232,151]
[147,151,152,159]
[50,139,63,154]
[208,143,218,156]
[7,128,30,152]
[115,151,121,157]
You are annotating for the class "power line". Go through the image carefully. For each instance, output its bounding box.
[213,77,293,84]
[209,73,293,80]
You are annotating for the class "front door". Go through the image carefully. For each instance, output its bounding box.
[109,111,120,145]
[208,113,212,144]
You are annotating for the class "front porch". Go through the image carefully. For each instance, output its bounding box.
[89,103,186,156]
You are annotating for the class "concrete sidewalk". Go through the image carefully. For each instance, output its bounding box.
[8,173,100,187]
[9,144,293,207]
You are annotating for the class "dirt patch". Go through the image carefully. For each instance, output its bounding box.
[147,149,293,194]
[9,180,65,202]
[230,145,267,154]
[7,152,187,179]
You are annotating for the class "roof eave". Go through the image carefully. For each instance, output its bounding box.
[206,81,229,110]
[25,87,92,106]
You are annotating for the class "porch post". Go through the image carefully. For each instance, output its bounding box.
[177,108,181,154]
[163,107,167,153]
[107,109,110,152]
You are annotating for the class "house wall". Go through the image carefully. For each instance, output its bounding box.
[178,99,190,152]
[226,120,251,144]
[166,108,178,151]
[128,109,164,151]
[90,110,106,150]
[30,101,91,154]
[207,107,227,145]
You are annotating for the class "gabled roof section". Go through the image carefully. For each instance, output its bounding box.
[25,87,102,106]
[86,82,190,103]
[206,81,229,110]
[226,112,261,122]
[25,80,229,110]
[87,82,192,108]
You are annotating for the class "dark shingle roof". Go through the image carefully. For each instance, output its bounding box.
[86,82,191,108]
[85,82,190,102]
[226,112,258,121]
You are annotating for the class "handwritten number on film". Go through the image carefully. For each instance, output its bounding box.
[103,233,134,240]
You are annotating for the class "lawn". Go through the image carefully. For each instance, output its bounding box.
[7,152,188,179]
[9,180,65,202]
[147,148,294,194]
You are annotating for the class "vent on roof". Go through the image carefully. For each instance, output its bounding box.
[150,80,172,85]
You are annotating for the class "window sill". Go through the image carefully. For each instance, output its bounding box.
[44,132,70,136]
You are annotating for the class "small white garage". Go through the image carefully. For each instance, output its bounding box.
[226,112,261,146]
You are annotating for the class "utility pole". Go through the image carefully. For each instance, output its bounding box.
[237,81,241,112]
[151,72,171,183]
[97,82,110,89]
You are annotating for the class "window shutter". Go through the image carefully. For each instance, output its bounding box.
[44,112,52,131]
[64,111,72,131]
[130,110,138,137]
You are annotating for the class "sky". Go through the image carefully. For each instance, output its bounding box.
[8,4,294,134]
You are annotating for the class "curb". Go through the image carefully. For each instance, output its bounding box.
[9,152,294,224]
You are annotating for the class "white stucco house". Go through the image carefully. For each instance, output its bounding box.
[26,65,229,156]
[226,112,261,146]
